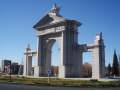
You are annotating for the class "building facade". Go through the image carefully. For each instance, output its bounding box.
[1,60,11,73]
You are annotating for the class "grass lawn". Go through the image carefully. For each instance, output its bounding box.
[0,76,120,87]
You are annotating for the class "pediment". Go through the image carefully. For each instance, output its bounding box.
[33,13,66,29]
[33,14,53,28]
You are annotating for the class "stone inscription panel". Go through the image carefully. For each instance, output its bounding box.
[37,26,65,35]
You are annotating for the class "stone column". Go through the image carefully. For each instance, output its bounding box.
[92,33,105,79]
[59,22,81,78]
[23,45,32,76]
[76,49,83,77]
[34,36,47,77]
[59,32,66,78]
[34,36,41,77]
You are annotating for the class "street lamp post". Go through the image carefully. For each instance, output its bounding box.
[47,69,52,83]
[9,61,12,82]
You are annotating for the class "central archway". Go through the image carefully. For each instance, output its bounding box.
[51,41,60,66]
[46,39,60,77]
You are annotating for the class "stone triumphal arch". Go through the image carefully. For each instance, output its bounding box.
[23,4,105,79]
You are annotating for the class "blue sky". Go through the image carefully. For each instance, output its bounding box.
[0,0,120,66]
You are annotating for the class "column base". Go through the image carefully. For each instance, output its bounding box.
[34,66,40,77]
[59,66,65,78]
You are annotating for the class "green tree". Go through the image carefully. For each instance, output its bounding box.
[119,55,120,76]
[82,63,92,78]
[112,50,119,76]
[107,63,112,76]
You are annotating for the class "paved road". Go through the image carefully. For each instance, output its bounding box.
[0,83,120,90]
